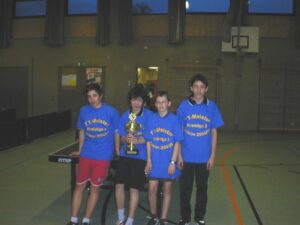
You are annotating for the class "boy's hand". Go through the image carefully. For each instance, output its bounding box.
[207,155,215,170]
[177,154,184,170]
[144,161,152,175]
[127,133,138,144]
[70,150,80,156]
[168,163,175,175]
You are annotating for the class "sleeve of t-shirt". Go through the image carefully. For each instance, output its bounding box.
[77,108,85,130]
[176,103,185,128]
[118,112,127,136]
[143,114,153,142]
[111,108,120,132]
[211,102,224,129]
[140,110,152,137]
[173,115,184,142]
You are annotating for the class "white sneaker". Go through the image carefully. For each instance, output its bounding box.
[116,220,126,225]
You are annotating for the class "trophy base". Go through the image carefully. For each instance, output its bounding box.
[125,148,139,155]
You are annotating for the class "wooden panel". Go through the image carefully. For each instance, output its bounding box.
[185,14,223,37]
[259,64,300,132]
[11,14,296,39]
[65,17,96,37]
[133,15,168,36]
[166,59,218,112]
[13,18,44,38]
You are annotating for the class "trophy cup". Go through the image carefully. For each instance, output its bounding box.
[125,113,140,155]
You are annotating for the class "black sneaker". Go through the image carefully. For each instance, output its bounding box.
[146,217,159,225]
[177,220,189,225]
[66,222,79,225]
[195,220,205,225]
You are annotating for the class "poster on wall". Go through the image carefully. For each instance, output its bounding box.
[61,74,77,88]
[86,67,103,87]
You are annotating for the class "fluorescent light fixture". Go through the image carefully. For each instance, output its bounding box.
[148,66,159,71]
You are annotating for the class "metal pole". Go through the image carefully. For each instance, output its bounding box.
[234,0,243,130]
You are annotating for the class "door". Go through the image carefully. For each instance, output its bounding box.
[0,67,28,119]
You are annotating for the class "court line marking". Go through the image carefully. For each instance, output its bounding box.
[233,165,263,225]
[220,148,244,225]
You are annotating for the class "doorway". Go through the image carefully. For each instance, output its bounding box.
[0,67,28,119]
[136,66,158,111]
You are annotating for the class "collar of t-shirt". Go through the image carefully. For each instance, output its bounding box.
[188,96,208,105]
[129,106,144,116]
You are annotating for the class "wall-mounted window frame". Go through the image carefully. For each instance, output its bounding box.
[14,0,295,18]
[14,0,46,18]
[248,0,294,15]
[67,0,97,16]
[132,0,168,15]
[185,0,229,14]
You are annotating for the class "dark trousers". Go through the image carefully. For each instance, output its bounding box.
[179,163,209,222]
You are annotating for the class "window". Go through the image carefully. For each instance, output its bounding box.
[15,0,46,17]
[68,0,97,15]
[248,0,293,14]
[133,0,168,14]
[186,0,229,13]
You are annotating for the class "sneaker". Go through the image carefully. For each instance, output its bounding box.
[66,222,79,225]
[177,220,189,225]
[116,220,126,225]
[195,220,205,225]
[146,217,159,225]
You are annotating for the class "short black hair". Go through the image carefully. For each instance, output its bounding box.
[128,84,147,103]
[86,83,103,96]
[190,73,208,87]
[156,90,170,101]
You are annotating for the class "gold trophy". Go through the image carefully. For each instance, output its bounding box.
[125,113,140,155]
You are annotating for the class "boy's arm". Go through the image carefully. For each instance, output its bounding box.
[144,142,152,174]
[114,131,121,156]
[177,143,184,169]
[171,142,180,162]
[71,129,84,156]
[207,128,217,170]
[168,142,180,175]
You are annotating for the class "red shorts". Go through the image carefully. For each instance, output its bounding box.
[76,157,110,187]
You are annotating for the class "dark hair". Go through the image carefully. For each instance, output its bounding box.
[128,84,147,103]
[86,83,103,96]
[156,90,170,101]
[190,73,208,87]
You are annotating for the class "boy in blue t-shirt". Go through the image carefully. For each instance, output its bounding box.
[115,85,153,225]
[144,91,183,225]
[67,83,120,225]
[176,74,224,225]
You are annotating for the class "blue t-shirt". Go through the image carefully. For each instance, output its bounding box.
[118,108,153,160]
[77,103,119,161]
[176,98,224,163]
[145,112,183,179]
